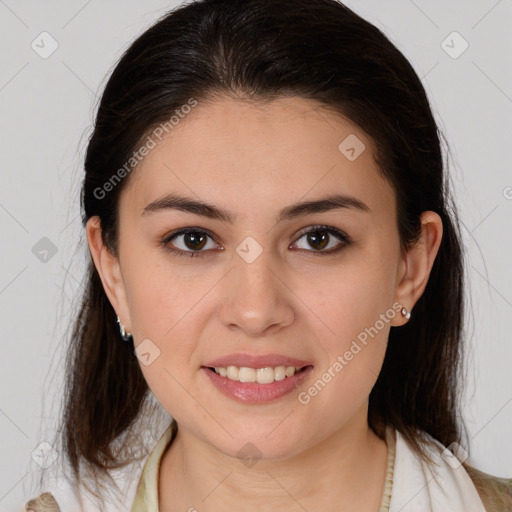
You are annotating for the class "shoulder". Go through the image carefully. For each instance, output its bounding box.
[390,428,488,511]
[25,492,61,512]
[465,464,512,512]
[22,463,143,512]
[23,419,174,512]
[22,475,79,512]
[414,429,512,512]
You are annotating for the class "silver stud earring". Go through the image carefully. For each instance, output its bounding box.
[116,315,133,342]
[401,307,411,320]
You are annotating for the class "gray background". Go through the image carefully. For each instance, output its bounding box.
[0,0,511,509]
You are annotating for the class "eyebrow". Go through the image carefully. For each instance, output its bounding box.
[141,192,371,223]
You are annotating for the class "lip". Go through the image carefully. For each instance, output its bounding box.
[203,353,313,369]
[202,365,314,404]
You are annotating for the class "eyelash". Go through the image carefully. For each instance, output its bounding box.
[161,225,352,259]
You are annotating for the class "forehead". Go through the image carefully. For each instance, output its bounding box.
[121,95,395,222]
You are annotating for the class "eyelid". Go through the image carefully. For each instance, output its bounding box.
[289,225,351,255]
[161,226,221,251]
[161,224,351,257]
[293,224,351,244]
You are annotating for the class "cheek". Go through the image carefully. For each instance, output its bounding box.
[303,293,392,429]
[132,288,202,421]
[308,256,396,394]
[312,255,396,339]
[122,244,205,338]
[122,261,200,389]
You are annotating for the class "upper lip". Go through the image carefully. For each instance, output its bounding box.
[203,353,313,369]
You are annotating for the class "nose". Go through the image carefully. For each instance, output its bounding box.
[218,246,294,337]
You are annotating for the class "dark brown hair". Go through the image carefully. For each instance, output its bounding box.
[50,0,506,507]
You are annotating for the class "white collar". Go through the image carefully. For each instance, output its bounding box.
[31,423,487,511]
[389,428,486,511]
[131,423,486,511]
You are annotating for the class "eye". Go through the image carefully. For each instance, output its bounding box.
[161,225,351,259]
[291,225,351,254]
[162,228,219,258]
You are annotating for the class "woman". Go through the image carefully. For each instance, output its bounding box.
[24,0,512,510]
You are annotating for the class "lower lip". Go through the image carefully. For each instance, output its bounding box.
[201,366,314,404]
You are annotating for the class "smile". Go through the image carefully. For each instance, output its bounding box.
[202,365,314,404]
[209,365,306,384]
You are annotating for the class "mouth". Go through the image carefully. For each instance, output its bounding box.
[203,364,312,384]
[201,364,314,404]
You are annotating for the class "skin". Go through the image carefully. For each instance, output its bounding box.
[86,95,442,511]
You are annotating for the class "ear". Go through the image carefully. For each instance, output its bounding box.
[85,216,132,331]
[391,211,443,326]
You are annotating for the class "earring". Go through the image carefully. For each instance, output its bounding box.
[116,315,133,342]
[401,307,411,320]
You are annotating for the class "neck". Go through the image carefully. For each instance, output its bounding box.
[158,412,389,511]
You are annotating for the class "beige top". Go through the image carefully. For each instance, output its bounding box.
[129,421,396,511]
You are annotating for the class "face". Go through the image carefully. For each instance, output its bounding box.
[93,95,414,460]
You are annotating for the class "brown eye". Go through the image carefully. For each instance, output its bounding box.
[182,231,208,250]
[305,231,329,250]
[292,226,350,254]
[163,228,218,257]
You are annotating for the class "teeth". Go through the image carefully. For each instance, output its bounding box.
[213,365,302,384]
